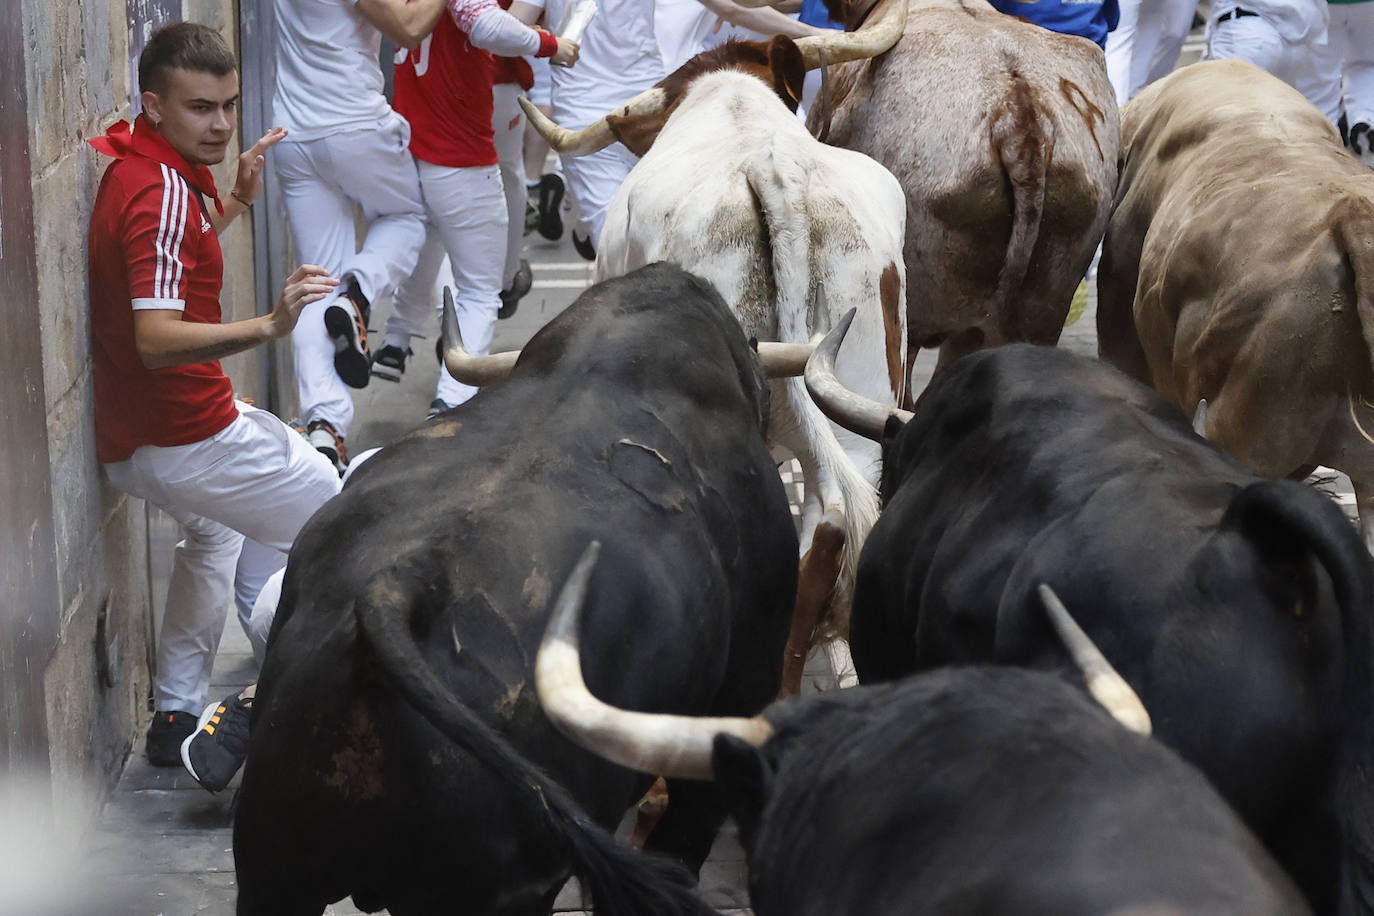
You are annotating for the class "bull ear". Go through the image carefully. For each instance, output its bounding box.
[766,35,807,113]
[607,111,672,158]
[712,733,774,851]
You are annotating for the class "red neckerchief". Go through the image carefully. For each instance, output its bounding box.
[89,114,226,217]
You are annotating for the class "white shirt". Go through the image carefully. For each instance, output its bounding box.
[273,0,394,141]
[523,0,666,125]
[1212,0,1329,45]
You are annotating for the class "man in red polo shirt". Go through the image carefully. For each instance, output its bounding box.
[88,22,342,769]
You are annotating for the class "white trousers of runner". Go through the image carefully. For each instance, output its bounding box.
[387,158,508,408]
[276,111,427,438]
[494,82,528,290]
[104,402,341,714]
[1331,2,1374,126]
[1207,13,1342,122]
[1107,0,1199,104]
[246,446,383,664]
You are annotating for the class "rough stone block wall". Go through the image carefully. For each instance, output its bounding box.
[24,0,264,837]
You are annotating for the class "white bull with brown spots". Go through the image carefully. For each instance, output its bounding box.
[522,5,908,695]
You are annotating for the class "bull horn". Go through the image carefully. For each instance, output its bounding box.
[756,342,814,377]
[1037,584,1152,736]
[535,542,774,780]
[804,307,914,441]
[441,286,520,385]
[519,87,670,158]
[794,0,908,70]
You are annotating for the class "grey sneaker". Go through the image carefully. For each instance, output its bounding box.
[371,344,412,382]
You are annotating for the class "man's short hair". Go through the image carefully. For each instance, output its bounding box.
[138,22,237,97]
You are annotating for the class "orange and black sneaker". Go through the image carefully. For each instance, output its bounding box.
[325,277,372,388]
[306,418,348,476]
[181,691,253,794]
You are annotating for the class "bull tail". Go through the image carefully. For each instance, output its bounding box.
[990,70,1053,343]
[353,574,713,916]
[745,136,880,639]
[1222,480,1374,913]
[1337,197,1374,387]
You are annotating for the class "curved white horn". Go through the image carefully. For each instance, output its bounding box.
[441,286,520,385]
[1037,584,1152,736]
[756,342,815,378]
[519,87,670,157]
[804,307,914,441]
[794,0,908,70]
[535,542,773,780]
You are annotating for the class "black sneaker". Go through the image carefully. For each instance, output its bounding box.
[146,710,198,767]
[180,692,252,793]
[536,173,565,241]
[572,229,595,262]
[427,398,457,420]
[325,278,372,389]
[307,418,348,476]
[371,344,412,382]
[1350,121,1373,167]
[499,259,533,320]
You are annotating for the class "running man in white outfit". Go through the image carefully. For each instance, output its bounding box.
[272,0,446,473]
[509,0,665,253]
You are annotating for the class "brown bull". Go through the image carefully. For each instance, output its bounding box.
[1097,59,1374,553]
[806,0,1119,390]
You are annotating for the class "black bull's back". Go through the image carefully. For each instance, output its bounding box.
[721,668,1310,916]
[850,343,1374,914]
[234,264,798,915]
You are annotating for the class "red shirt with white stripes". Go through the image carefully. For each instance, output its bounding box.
[87,115,238,463]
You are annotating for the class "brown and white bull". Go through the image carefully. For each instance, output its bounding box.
[521,5,909,696]
[1097,59,1374,555]
[791,0,1119,389]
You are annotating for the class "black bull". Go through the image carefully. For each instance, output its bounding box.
[534,559,1310,915]
[233,263,798,915]
[843,343,1374,915]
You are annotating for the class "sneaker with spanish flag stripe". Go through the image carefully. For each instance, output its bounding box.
[180,690,253,793]
[325,276,372,389]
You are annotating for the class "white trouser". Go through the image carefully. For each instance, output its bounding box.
[104,403,341,713]
[247,446,382,663]
[1207,14,1342,122]
[493,82,528,290]
[387,158,507,407]
[1332,3,1374,125]
[1108,0,1198,103]
[276,113,428,437]
[554,135,638,246]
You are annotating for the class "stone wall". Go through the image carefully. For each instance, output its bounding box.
[23,0,266,838]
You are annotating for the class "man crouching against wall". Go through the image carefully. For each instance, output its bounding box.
[88,22,342,780]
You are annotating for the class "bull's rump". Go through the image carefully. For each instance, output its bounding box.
[817,0,1117,349]
[1102,59,1374,478]
[235,267,799,910]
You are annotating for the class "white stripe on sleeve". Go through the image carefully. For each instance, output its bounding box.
[165,173,189,300]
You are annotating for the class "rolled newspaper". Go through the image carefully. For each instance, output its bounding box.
[556,0,599,45]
